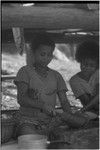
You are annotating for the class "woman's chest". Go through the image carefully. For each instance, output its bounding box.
[29,73,57,94]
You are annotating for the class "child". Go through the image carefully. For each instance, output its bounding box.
[14,34,72,137]
[69,40,99,115]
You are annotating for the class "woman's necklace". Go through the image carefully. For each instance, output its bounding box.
[34,64,49,78]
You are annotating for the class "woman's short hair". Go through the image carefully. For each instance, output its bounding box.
[31,34,55,53]
[75,40,99,64]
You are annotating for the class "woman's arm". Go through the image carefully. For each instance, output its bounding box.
[17,82,44,109]
[57,91,89,128]
[57,90,72,113]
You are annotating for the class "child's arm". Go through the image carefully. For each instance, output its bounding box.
[81,84,99,112]
[78,93,91,106]
[57,90,72,113]
[81,94,99,112]
[17,82,44,109]
[58,111,88,128]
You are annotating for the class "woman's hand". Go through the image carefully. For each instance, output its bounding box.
[28,88,39,100]
[27,89,45,109]
[43,104,56,116]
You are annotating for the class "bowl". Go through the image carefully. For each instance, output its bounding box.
[18,134,47,149]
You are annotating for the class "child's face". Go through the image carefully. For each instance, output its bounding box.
[34,45,54,67]
[81,59,98,76]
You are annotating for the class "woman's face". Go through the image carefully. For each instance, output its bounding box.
[81,59,98,76]
[34,45,54,67]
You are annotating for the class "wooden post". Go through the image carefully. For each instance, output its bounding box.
[12,27,35,66]
[12,27,26,55]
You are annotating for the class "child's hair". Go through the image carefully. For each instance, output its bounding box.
[75,40,99,65]
[31,34,55,53]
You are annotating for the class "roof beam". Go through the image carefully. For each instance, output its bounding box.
[2,6,99,31]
